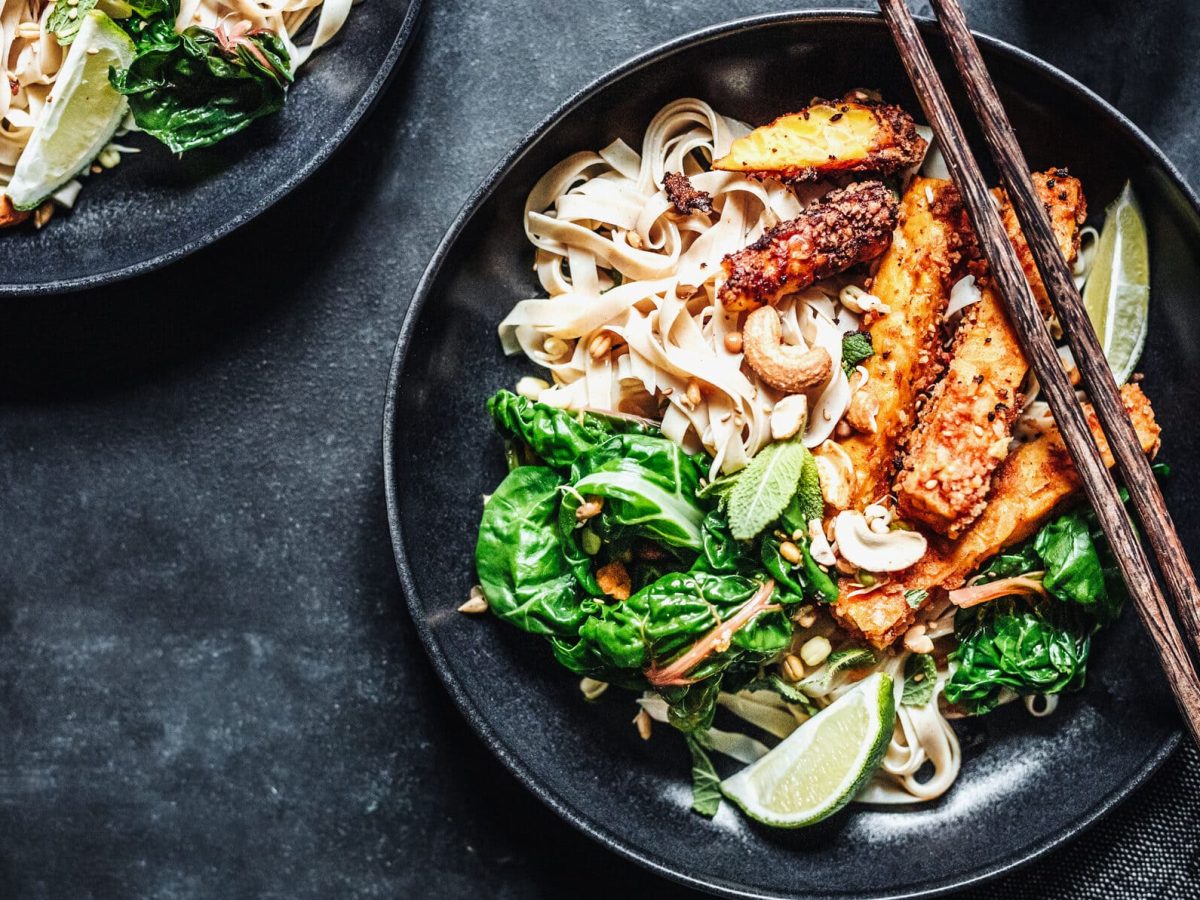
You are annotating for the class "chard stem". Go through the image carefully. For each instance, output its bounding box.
[645,579,776,687]
[949,572,1047,608]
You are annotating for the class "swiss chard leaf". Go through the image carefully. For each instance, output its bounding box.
[559,433,706,594]
[487,390,656,471]
[1034,511,1107,609]
[695,510,754,574]
[945,598,1090,714]
[685,734,722,817]
[560,571,790,732]
[901,652,937,707]
[474,466,588,638]
[111,25,293,153]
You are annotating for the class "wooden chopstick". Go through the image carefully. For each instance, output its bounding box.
[878,0,1200,744]
[925,0,1200,664]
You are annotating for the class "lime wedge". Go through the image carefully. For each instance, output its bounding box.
[720,672,895,827]
[6,11,135,211]
[1081,182,1150,384]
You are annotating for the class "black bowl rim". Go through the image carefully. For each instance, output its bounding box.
[0,0,424,297]
[382,10,1187,898]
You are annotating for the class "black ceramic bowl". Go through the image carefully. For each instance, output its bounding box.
[0,0,422,295]
[384,12,1198,899]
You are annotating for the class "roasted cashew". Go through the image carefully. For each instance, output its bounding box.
[742,306,832,393]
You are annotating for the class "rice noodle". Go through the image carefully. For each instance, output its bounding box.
[499,98,862,476]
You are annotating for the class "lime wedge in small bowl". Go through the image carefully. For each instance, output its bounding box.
[6,11,135,211]
[720,671,895,828]
[1082,181,1150,384]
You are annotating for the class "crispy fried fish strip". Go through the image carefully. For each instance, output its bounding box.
[835,177,968,507]
[718,180,898,312]
[712,99,927,182]
[835,384,1160,647]
[895,170,1087,537]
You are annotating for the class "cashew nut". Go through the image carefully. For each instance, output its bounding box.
[845,387,880,434]
[770,394,808,440]
[742,306,833,393]
[812,439,856,511]
[833,510,928,573]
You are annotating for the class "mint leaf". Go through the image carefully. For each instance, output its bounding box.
[746,675,820,715]
[48,0,100,44]
[798,647,876,694]
[686,734,722,817]
[727,440,806,540]
[841,330,874,377]
[901,652,937,706]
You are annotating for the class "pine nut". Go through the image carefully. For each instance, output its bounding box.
[516,376,549,400]
[588,332,612,359]
[580,677,608,701]
[779,541,802,564]
[685,378,702,407]
[724,331,743,353]
[543,336,569,359]
[458,586,488,614]
[800,635,832,667]
[781,653,805,682]
[634,708,652,740]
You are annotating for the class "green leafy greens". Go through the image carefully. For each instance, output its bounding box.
[475,466,588,638]
[488,390,656,471]
[111,22,292,153]
[944,599,1090,714]
[49,0,298,152]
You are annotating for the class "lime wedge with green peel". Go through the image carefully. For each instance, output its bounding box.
[720,672,895,827]
[1082,182,1150,384]
[5,11,135,211]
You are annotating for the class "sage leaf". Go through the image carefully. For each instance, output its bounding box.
[901,652,937,707]
[686,734,722,817]
[727,439,806,540]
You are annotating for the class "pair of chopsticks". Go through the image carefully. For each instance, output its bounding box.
[878,0,1200,744]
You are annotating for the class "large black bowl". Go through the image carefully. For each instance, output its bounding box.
[0,0,422,295]
[384,12,1196,898]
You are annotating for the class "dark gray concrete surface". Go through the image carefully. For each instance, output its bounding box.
[2,1,1198,897]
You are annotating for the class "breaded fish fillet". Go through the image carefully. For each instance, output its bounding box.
[836,177,969,507]
[718,181,898,312]
[895,170,1087,537]
[712,99,927,182]
[835,383,1160,647]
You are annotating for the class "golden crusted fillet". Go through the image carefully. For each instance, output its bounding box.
[718,181,898,312]
[835,384,1160,647]
[894,170,1087,537]
[1001,169,1087,315]
[712,99,927,181]
[0,196,30,229]
[835,177,968,507]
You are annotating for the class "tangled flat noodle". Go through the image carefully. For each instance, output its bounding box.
[0,0,352,184]
[500,98,863,478]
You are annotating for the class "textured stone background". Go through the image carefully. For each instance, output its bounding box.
[2,1,1198,897]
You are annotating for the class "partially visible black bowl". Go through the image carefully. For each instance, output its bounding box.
[384,12,1196,899]
[0,0,422,295]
